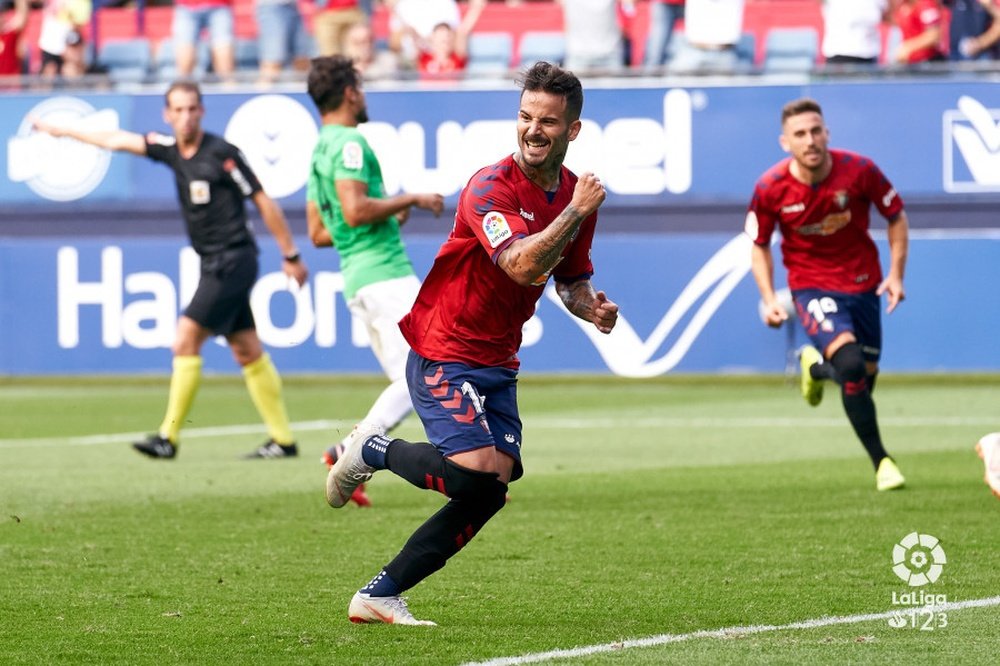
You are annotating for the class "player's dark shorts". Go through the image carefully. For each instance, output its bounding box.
[184,244,259,336]
[792,288,882,363]
[406,350,524,482]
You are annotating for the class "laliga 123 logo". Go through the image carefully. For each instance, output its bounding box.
[7,97,117,201]
[887,532,949,631]
[943,95,1000,193]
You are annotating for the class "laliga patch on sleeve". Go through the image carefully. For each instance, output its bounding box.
[146,132,175,146]
[342,141,363,170]
[744,210,759,239]
[482,211,512,248]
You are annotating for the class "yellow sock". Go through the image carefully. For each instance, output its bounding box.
[243,352,294,445]
[158,355,203,443]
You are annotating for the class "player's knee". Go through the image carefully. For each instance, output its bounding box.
[443,459,508,510]
[831,343,866,384]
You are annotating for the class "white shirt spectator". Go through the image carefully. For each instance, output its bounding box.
[683,0,744,47]
[390,0,460,60]
[822,0,888,61]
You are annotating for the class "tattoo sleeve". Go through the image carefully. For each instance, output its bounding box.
[556,279,597,323]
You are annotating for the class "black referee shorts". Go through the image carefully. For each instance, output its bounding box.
[184,245,259,336]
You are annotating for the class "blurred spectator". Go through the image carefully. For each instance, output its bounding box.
[0,0,28,76]
[670,0,745,72]
[822,0,889,64]
[256,0,311,80]
[893,0,946,63]
[415,0,486,76]
[172,0,235,78]
[643,0,685,68]
[342,20,400,78]
[388,0,459,66]
[38,0,91,78]
[949,0,1000,60]
[560,0,632,72]
[314,0,365,56]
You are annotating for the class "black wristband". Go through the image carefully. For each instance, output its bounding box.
[283,252,301,263]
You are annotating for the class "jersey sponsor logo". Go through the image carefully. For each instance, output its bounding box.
[482,211,512,248]
[519,207,534,221]
[797,210,851,236]
[342,141,364,170]
[781,203,805,214]
[882,187,898,208]
[189,180,210,205]
[224,158,254,197]
[7,97,114,201]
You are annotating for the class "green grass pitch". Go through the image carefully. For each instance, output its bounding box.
[1,374,998,665]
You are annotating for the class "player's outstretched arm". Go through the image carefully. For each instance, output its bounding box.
[750,242,788,328]
[252,191,308,286]
[878,211,909,314]
[498,172,606,287]
[335,179,444,227]
[31,117,147,156]
[556,279,618,334]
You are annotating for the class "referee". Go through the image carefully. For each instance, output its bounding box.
[33,81,309,460]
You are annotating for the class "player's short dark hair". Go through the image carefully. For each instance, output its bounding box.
[164,81,202,107]
[308,55,361,114]
[518,61,584,122]
[781,98,823,124]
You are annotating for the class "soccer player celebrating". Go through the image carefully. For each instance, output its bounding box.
[325,61,618,625]
[33,82,308,460]
[746,97,908,492]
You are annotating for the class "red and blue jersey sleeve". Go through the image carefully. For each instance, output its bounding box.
[458,161,529,262]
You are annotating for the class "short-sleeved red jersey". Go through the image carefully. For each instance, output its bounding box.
[746,149,904,293]
[399,154,596,369]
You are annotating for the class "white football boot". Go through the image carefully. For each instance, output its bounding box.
[325,422,384,508]
[348,592,436,626]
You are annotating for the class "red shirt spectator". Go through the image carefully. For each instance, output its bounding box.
[894,0,946,63]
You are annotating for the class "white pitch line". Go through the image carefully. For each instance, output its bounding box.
[462,596,1000,666]
[1,415,997,449]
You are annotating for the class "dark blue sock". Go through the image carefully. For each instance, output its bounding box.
[360,569,401,597]
[360,434,392,469]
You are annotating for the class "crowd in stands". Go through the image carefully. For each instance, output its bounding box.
[0,0,998,86]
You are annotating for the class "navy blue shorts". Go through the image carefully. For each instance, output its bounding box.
[184,245,258,336]
[792,289,882,363]
[406,350,524,482]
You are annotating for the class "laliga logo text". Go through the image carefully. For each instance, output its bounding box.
[887,532,949,631]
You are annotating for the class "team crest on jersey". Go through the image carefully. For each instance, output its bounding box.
[834,190,849,209]
[342,141,363,170]
[482,211,512,248]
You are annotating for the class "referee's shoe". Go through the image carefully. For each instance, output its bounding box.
[244,440,298,459]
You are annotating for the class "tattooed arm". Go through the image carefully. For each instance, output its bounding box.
[556,279,618,334]
[496,172,605,286]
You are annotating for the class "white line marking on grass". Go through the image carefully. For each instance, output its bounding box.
[462,596,1000,666]
[1,415,997,449]
[0,420,351,449]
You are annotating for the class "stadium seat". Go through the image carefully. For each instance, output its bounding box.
[763,27,819,73]
[466,32,514,75]
[154,38,211,81]
[518,31,566,67]
[735,32,757,69]
[98,38,153,83]
[234,38,259,71]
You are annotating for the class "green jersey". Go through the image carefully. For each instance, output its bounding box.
[307,124,414,299]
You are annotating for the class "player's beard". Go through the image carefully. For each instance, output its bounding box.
[356,106,369,124]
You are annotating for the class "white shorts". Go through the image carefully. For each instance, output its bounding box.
[347,275,420,382]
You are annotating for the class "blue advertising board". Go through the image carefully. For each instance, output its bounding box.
[3,79,1000,207]
[1,232,997,375]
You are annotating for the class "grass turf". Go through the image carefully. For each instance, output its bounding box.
[0,374,998,664]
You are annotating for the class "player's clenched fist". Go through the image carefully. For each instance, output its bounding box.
[571,172,606,217]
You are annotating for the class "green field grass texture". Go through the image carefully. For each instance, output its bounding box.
[1,375,998,665]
